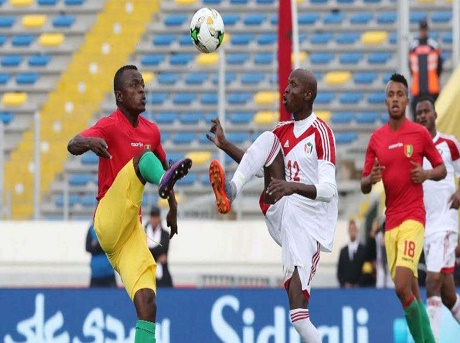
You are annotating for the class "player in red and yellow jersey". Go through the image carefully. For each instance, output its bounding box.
[361,73,446,343]
[67,65,192,343]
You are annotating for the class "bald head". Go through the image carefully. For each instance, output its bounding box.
[291,68,317,101]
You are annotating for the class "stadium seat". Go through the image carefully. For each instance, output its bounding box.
[81,152,98,165]
[356,112,380,124]
[298,13,320,25]
[212,72,236,85]
[315,92,335,104]
[152,34,174,46]
[331,112,353,124]
[176,172,198,186]
[362,31,387,45]
[367,92,386,104]
[231,34,254,46]
[173,93,196,105]
[228,92,252,105]
[442,32,453,44]
[367,52,392,64]
[254,111,277,125]
[52,15,76,28]
[310,52,334,65]
[164,14,187,26]
[382,72,394,84]
[222,13,240,26]
[80,194,97,208]
[175,0,196,5]
[354,72,378,84]
[431,11,451,24]
[409,11,426,24]
[11,0,33,6]
[363,0,381,2]
[56,194,79,208]
[227,53,250,65]
[147,92,169,105]
[203,0,221,4]
[339,92,363,104]
[39,33,64,47]
[325,71,351,85]
[178,34,193,46]
[1,55,23,67]
[389,32,397,44]
[12,35,35,47]
[0,112,14,125]
[16,72,39,85]
[0,35,6,46]
[337,0,355,3]
[254,52,274,64]
[229,112,253,125]
[254,91,278,105]
[185,73,208,85]
[196,52,218,66]
[336,32,360,44]
[376,12,396,24]
[65,0,85,5]
[226,132,248,144]
[244,14,266,26]
[157,73,180,85]
[38,0,58,5]
[323,12,345,25]
[256,0,274,3]
[180,112,202,125]
[310,32,334,45]
[22,15,47,28]
[69,173,95,186]
[0,17,16,28]
[170,53,193,65]
[339,52,362,64]
[28,54,51,66]
[241,72,265,85]
[0,73,10,84]
[335,132,358,145]
[201,93,218,105]
[230,0,248,4]
[2,92,27,106]
[141,54,164,66]
[257,33,277,46]
[171,132,195,144]
[350,13,373,25]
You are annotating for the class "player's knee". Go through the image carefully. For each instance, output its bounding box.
[134,288,157,321]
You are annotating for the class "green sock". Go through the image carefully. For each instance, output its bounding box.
[418,300,436,343]
[135,319,156,343]
[139,151,165,185]
[403,297,424,342]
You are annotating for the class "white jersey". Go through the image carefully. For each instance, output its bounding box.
[271,113,338,252]
[423,132,460,236]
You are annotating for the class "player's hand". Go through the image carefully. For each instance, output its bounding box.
[370,158,385,184]
[206,118,228,149]
[266,178,293,202]
[449,190,460,209]
[166,208,178,238]
[90,137,112,159]
[409,161,426,183]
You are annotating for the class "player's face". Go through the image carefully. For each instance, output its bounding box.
[117,69,146,114]
[283,72,308,116]
[415,100,436,131]
[385,81,409,120]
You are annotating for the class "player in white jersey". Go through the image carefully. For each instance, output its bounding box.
[415,96,460,342]
[207,69,338,343]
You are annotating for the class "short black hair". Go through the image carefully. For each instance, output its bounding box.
[416,95,435,111]
[114,65,138,92]
[389,73,408,89]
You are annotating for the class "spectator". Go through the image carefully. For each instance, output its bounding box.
[85,222,117,288]
[369,217,394,288]
[145,206,173,288]
[409,18,443,120]
[337,219,367,288]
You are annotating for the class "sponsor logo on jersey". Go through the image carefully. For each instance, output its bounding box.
[131,142,144,147]
[389,142,403,150]
[404,145,413,157]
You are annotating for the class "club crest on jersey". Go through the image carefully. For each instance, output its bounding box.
[305,142,313,154]
[404,145,413,157]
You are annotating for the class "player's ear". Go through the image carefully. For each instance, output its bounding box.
[115,90,122,103]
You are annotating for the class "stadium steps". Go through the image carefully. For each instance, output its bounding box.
[4,0,161,219]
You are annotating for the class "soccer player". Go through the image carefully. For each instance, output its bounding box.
[415,96,460,342]
[361,73,446,343]
[67,65,192,343]
[207,68,338,343]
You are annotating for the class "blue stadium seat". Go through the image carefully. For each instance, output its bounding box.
[0,73,10,84]
[367,52,392,64]
[367,92,386,104]
[185,73,208,85]
[257,33,277,46]
[167,152,185,164]
[203,0,221,4]
[28,54,51,67]
[178,34,193,46]
[81,152,98,165]
[354,72,378,84]
[1,55,23,67]
[0,111,14,125]
[431,11,451,24]
[230,0,248,4]
[268,73,277,85]
[377,12,396,24]
[389,32,397,44]
[65,0,85,5]
[222,13,240,26]
[231,34,254,46]
[0,35,7,46]
[141,54,164,66]
[147,92,169,105]
[356,112,380,124]
[171,132,195,145]
[298,13,320,25]
[241,72,265,85]
[227,53,250,65]
[226,132,248,144]
[153,34,175,46]
[53,15,76,28]
[363,0,381,2]
[335,132,358,145]
[340,92,363,104]
[69,173,95,186]
[270,14,278,25]
[310,0,328,4]
[11,35,35,47]
[315,92,335,104]
[200,174,211,186]
[336,32,360,44]
[254,52,274,64]
[0,16,16,28]
[244,14,266,26]
[177,172,198,186]
[80,194,97,208]
[180,113,201,125]
[256,0,274,3]
[56,194,79,208]
[157,73,180,85]
[170,53,193,65]
[201,93,218,105]
[229,112,253,125]
[228,92,252,105]
[410,12,426,24]
[337,0,354,3]
[164,14,187,27]
[38,0,58,5]
[310,52,334,65]
[323,12,345,25]
[212,72,237,85]
[382,72,394,84]
[350,13,373,25]
[442,32,453,44]
[442,51,451,62]
[310,32,334,45]
[16,72,39,85]
[331,112,353,124]
[339,52,363,64]
[173,93,196,105]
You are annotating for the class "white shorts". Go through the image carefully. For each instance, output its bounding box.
[424,231,458,273]
[264,197,321,297]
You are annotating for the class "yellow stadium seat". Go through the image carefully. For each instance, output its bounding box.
[292,51,307,64]
[254,91,279,105]
[315,110,331,122]
[185,151,212,165]
[2,92,27,106]
[361,31,387,45]
[11,0,32,6]
[324,71,351,86]
[142,72,154,85]
[197,52,218,66]
[39,33,64,47]
[254,111,278,125]
[175,0,196,4]
[22,15,47,28]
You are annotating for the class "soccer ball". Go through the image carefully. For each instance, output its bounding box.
[190,7,225,53]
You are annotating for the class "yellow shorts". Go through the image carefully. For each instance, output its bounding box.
[385,219,424,280]
[94,159,157,300]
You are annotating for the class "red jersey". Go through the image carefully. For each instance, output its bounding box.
[80,109,166,200]
[363,119,443,230]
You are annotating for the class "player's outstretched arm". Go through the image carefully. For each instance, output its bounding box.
[206,117,245,163]
[67,134,111,159]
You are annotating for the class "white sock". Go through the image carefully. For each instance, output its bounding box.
[231,131,281,196]
[450,294,460,324]
[290,309,321,343]
[427,296,442,342]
